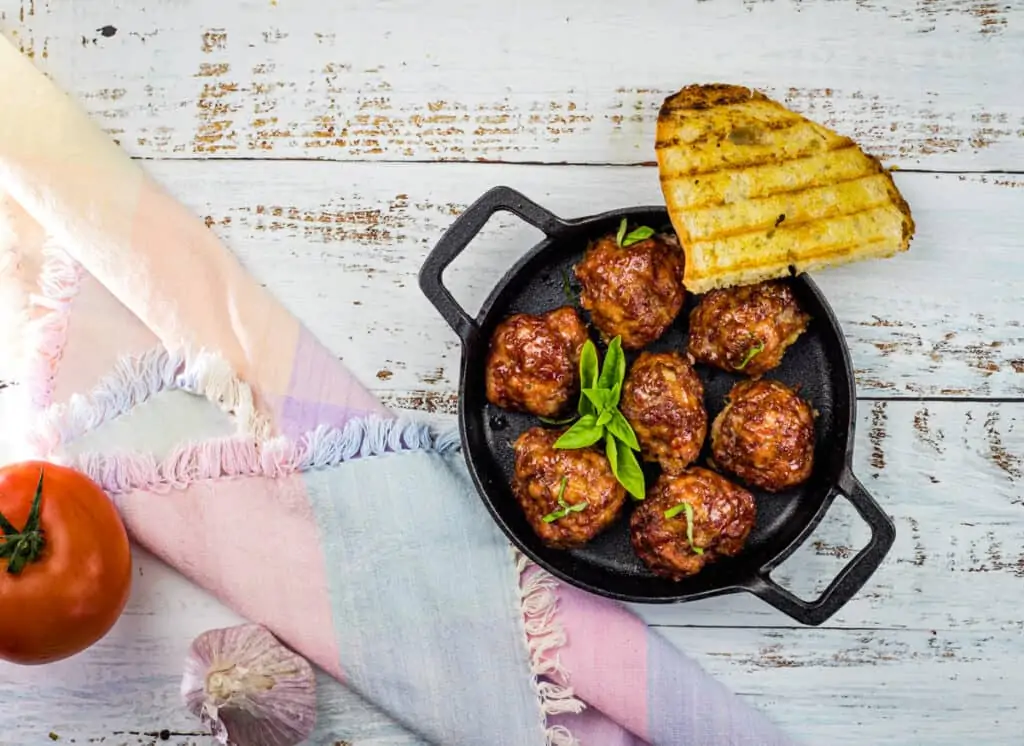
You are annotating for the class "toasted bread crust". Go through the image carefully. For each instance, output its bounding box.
[655,83,916,293]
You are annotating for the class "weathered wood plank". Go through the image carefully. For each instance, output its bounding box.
[3,546,1023,746]
[131,161,1024,400]
[633,399,1024,630]
[0,391,1020,635]
[660,625,1024,746]
[0,395,1021,743]
[3,0,1024,169]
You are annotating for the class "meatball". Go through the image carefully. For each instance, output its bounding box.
[620,351,707,475]
[687,280,811,378]
[485,306,590,418]
[710,379,815,492]
[574,231,685,349]
[630,467,756,580]
[512,427,627,549]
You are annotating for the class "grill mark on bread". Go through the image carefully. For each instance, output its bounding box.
[664,168,883,212]
[656,83,915,292]
[655,115,802,150]
[685,196,893,243]
[658,142,860,180]
[659,135,855,178]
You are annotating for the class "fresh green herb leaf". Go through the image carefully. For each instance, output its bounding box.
[580,340,599,392]
[607,409,640,451]
[605,433,645,500]
[609,381,622,407]
[538,413,580,426]
[663,503,687,519]
[663,501,704,555]
[582,387,611,412]
[561,268,577,304]
[542,477,588,523]
[561,334,646,498]
[616,217,628,247]
[554,414,603,449]
[597,336,625,392]
[622,225,655,247]
[734,341,766,371]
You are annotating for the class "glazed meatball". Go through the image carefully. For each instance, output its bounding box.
[485,306,590,418]
[620,351,707,475]
[574,231,685,349]
[512,427,627,548]
[710,379,815,492]
[687,280,811,378]
[630,467,756,580]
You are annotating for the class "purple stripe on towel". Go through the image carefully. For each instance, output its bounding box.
[277,325,390,436]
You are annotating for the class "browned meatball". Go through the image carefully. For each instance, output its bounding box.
[630,467,756,580]
[512,427,627,549]
[710,379,815,492]
[485,306,590,418]
[574,231,685,350]
[620,351,707,475]
[687,280,811,378]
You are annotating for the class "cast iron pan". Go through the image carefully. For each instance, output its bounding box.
[419,185,895,626]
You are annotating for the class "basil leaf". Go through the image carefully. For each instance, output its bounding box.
[683,502,704,555]
[614,441,646,500]
[605,433,618,478]
[598,336,625,392]
[607,409,640,451]
[609,381,622,407]
[622,225,655,247]
[596,410,613,427]
[580,339,599,391]
[605,433,645,500]
[663,501,704,554]
[582,387,611,412]
[554,415,603,449]
[616,217,628,247]
[567,500,589,514]
[663,503,687,519]
[734,341,765,371]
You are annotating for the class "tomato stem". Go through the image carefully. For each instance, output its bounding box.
[0,469,46,575]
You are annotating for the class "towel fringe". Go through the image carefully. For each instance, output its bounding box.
[29,345,280,454]
[515,550,585,746]
[60,414,451,495]
[28,342,581,746]
[28,344,460,491]
[176,349,273,441]
[22,242,82,410]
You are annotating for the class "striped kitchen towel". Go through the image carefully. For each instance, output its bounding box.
[0,33,797,746]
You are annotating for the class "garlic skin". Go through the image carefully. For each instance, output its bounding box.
[182,623,317,746]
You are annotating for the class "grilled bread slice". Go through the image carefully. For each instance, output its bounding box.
[655,84,915,294]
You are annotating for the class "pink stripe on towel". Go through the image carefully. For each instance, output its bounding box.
[113,473,344,681]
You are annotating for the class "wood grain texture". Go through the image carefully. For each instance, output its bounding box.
[1,0,1023,744]
[132,161,1024,400]
[0,396,1021,745]
[2,0,1024,169]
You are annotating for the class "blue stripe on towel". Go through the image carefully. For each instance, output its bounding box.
[303,447,546,746]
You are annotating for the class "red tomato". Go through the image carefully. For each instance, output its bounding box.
[0,461,132,665]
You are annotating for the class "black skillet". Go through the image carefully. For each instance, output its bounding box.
[419,185,895,626]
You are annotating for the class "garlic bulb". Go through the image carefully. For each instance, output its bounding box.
[182,623,317,746]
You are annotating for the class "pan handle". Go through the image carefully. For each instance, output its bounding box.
[747,471,895,626]
[418,186,569,341]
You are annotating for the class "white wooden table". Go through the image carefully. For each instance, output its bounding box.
[1,1,1023,744]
